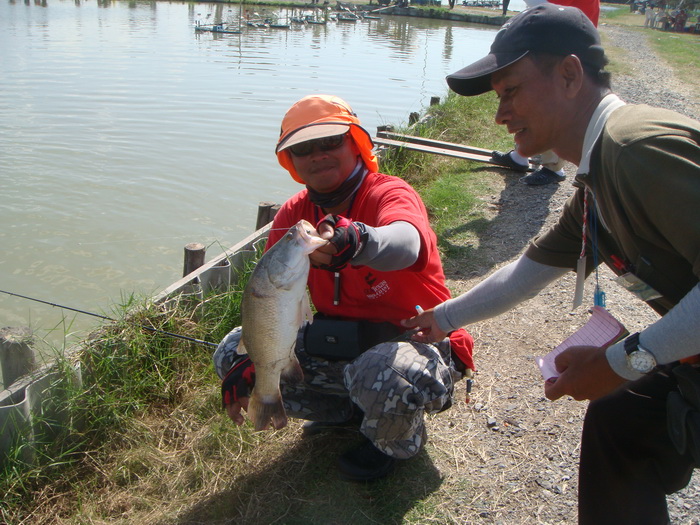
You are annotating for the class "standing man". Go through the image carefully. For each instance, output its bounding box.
[404,5,700,524]
[215,95,474,482]
[490,0,600,185]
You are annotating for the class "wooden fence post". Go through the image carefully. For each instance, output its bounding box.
[183,243,206,277]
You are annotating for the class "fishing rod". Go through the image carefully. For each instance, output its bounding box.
[0,289,218,348]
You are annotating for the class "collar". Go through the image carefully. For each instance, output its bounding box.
[577,93,627,175]
[306,159,367,211]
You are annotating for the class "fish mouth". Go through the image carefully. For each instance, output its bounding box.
[295,220,328,251]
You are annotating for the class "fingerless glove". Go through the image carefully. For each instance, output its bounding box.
[316,214,368,271]
[221,354,256,409]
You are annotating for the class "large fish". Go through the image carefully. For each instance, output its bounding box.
[239,219,327,431]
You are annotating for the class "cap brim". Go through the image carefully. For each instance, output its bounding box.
[446,51,529,96]
[276,123,351,153]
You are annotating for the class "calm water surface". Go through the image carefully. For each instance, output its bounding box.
[1,0,499,349]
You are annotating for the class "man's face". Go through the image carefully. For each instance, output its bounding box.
[491,55,564,158]
[289,133,359,192]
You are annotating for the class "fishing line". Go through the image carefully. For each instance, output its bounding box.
[77,235,194,246]
[0,289,218,348]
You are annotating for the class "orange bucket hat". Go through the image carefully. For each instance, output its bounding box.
[275,94,378,183]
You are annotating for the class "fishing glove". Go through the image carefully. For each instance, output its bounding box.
[316,214,368,271]
[221,354,255,408]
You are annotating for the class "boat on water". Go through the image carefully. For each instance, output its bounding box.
[192,5,381,35]
[291,13,328,25]
[337,12,359,21]
[194,22,241,34]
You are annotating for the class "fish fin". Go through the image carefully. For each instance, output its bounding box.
[249,390,288,431]
[301,290,314,324]
[281,355,304,384]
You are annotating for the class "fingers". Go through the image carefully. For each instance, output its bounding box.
[317,221,335,240]
[310,238,338,267]
[400,315,419,329]
[400,310,447,343]
[411,330,441,344]
[544,376,565,400]
[309,250,332,267]
[226,399,248,425]
[541,346,626,401]
[401,309,431,329]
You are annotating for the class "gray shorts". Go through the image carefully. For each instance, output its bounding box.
[213,325,462,459]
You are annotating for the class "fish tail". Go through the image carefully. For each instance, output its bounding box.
[250,391,288,431]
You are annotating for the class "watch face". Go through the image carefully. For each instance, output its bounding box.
[629,350,656,374]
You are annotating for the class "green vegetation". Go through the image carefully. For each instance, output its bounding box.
[0,290,243,523]
[646,30,700,90]
[600,3,700,91]
[381,92,511,266]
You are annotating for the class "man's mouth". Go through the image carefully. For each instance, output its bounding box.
[310,164,334,175]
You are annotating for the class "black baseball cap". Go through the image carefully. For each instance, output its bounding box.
[446,3,606,96]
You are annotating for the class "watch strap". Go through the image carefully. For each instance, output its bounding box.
[624,332,641,356]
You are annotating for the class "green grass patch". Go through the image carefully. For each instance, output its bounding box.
[379,91,510,268]
[646,30,700,91]
[600,5,700,93]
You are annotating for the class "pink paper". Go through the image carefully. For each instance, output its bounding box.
[537,306,628,381]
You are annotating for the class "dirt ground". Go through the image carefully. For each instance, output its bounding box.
[419,22,700,524]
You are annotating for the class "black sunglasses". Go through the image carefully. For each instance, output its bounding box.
[288,133,347,157]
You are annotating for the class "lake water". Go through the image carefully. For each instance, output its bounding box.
[1,0,502,350]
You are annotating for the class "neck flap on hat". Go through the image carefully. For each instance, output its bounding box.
[306,160,367,211]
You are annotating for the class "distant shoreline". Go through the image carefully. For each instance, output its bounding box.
[190,0,509,26]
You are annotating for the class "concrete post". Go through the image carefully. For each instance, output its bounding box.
[0,327,36,388]
[183,243,206,277]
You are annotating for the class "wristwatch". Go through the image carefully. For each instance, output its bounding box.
[624,332,657,374]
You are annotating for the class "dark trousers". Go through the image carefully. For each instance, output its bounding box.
[501,0,510,16]
[579,369,697,524]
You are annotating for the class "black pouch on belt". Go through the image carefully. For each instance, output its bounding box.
[667,363,700,465]
[304,315,405,361]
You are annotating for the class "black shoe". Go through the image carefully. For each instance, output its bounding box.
[337,438,396,482]
[490,150,529,172]
[519,167,566,185]
[302,409,363,437]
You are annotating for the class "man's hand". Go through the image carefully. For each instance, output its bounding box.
[310,217,339,268]
[401,307,448,343]
[221,355,255,425]
[544,345,628,401]
[311,214,367,271]
[226,397,250,425]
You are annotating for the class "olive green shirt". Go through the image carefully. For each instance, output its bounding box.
[526,103,700,315]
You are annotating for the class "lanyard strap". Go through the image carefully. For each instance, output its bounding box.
[581,188,606,307]
[579,189,588,260]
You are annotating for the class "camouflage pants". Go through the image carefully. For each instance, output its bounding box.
[213,324,462,459]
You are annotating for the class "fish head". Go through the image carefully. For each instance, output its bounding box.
[261,220,327,289]
[293,219,329,255]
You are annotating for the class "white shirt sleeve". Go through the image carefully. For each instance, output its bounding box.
[607,283,700,380]
[434,255,569,332]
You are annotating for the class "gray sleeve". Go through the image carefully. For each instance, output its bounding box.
[434,255,569,332]
[352,221,421,271]
[607,283,700,380]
